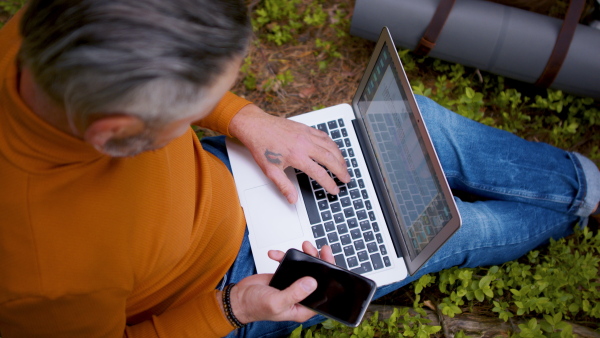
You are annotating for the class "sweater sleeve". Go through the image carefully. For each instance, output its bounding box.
[194,92,252,137]
[124,291,234,337]
[0,290,234,338]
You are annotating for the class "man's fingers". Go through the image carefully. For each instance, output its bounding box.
[264,166,298,204]
[268,249,285,262]
[319,244,335,265]
[281,276,317,306]
[301,241,319,258]
[299,160,340,196]
[308,129,350,183]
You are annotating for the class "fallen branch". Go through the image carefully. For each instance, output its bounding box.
[366,305,600,338]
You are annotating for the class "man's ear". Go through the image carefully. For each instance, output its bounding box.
[83,115,145,149]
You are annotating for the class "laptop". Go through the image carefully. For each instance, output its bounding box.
[225,27,461,287]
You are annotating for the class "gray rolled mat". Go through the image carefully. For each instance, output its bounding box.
[350,0,600,99]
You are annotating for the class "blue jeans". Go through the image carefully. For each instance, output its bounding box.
[200,95,600,338]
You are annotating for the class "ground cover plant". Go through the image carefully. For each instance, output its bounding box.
[240,0,600,336]
[1,0,598,336]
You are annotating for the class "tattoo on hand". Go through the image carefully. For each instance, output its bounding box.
[265,149,283,165]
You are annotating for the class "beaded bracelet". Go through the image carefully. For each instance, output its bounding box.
[222,283,245,329]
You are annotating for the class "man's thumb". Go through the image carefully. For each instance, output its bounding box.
[286,276,317,304]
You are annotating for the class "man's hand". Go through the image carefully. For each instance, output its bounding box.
[226,242,335,324]
[229,104,351,203]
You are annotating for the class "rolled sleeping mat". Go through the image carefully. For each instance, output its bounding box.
[350,0,600,99]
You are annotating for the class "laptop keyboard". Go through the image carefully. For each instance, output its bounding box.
[295,118,391,275]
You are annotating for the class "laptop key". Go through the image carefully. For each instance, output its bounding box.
[314,189,326,200]
[343,207,355,218]
[315,237,328,249]
[347,256,358,268]
[296,173,320,224]
[365,200,372,210]
[338,186,348,197]
[331,243,342,254]
[328,120,338,129]
[367,242,378,253]
[380,245,387,255]
[347,179,357,189]
[333,213,344,224]
[321,210,332,221]
[350,189,360,199]
[340,197,351,207]
[337,224,348,234]
[353,199,364,210]
[351,262,373,275]
[344,245,355,257]
[358,179,365,189]
[356,210,367,220]
[335,139,344,148]
[341,128,348,137]
[311,224,325,238]
[383,256,391,267]
[327,232,339,243]
[347,218,358,228]
[337,118,345,127]
[372,222,380,232]
[360,220,371,231]
[317,123,328,133]
[350,228,361,240]
[358,250,369,262]
[371,253,384,270]
[354,239,366,251]
[330,202,341,213]
[324,221,335,232]
[334,254,347,269]
[364,231,375,242]
[327,193,338,202]
[318,200,328,211]
[340,234,351,245]
[330,130,341,139]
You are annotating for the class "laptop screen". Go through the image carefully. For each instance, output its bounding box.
[355,44,454,261]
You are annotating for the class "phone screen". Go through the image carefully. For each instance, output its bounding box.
[269,249,377,327]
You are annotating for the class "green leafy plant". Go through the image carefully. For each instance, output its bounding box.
[261,69,294,92]
[296,227,599,337]
[252,0,330,46]
[314,38,342,70]
[239,56,257,91]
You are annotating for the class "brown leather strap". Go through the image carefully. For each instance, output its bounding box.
[414,0,456,56]
[535,0,586,87]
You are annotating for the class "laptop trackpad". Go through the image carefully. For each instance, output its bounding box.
[244,184,304,249]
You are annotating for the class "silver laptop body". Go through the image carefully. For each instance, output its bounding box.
[226,27,461,287]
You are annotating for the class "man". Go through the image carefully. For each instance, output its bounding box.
[0,0,598,337]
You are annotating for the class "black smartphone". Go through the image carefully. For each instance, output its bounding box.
[268,249,377,327]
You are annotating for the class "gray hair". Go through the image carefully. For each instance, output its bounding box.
[19,0,251,129]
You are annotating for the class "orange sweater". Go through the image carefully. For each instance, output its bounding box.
[0,11,251,337]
